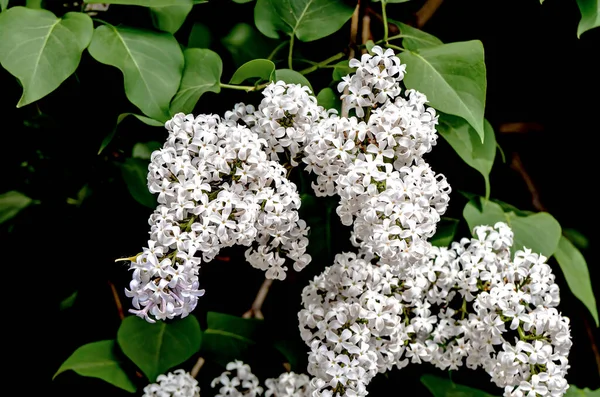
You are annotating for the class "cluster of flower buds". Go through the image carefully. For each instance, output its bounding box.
[142,369,200,397]
[211,361,312,397]
[299,223,572,397]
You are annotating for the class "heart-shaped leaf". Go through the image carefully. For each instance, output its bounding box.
[0,190,33,224]
[150,1,193,34]
[316,87,341,113]
[463,198,561,258]
[275,69,313,92]
[437,113,496,198]
[391,19,443,51]
[120,158,156,209]
[201,312,262,366]
[0,7,93,107]
[430,217,460,248]
[229,59,275,84]
[117,315,202,382]
[170,48,222,115]
[54,340,137,393]
[88,24,184,121]
[254,0,355,42]
[576,0,600,38]
[401,40,487,142]
[554,236,598,326]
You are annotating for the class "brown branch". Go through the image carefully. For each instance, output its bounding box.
[191,357,205,378]
[414,0,444,28]
[509,152,546,212]
[498,122,544,134]
[108,280,125,321]
[242,278,274,320]
[361,14,372,49]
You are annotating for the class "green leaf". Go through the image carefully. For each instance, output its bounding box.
[275,69,313,92]
[1,0,9,12]
[0,190,33,224]
[221,23,276,67]
[576,0,600,37]
[88,25,184,121]
[332,60,355,81]
[53,340,137,393]
[170,48,222,115]
[120,158,156,209]
[59,290,78,310]
[437,114,496,198]
[254,0,355,42]
[565,385,600,396]
[98,113,163,155]
[463,198,562,258]
[150,1,193,34]
[317,87,341,113]
[188,22,211,48]
[117,315,201,382]
[201,312,262,366]
[554,236,598,326]
[430,217,459,248]
[133,141,162,160]
[401,41,487,142]
[365,39,375,52]
[391,20,443,51]
[562,228,589,250]
[273,338,308,373]
[421,374,499,397]
[0,7,93,107]
[229,59,275,84]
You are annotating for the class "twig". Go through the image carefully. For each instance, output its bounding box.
[191,357,205,378]
[583,316,600,377]
[498,122,544,134]
[414,0,444,28]
[509,152,545,212]
[108,280,125,321]
[361,14,372,47]
[242,278,274,319]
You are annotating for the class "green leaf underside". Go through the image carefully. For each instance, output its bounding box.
[0,7,93,107]
[463,198,561,258]
[117,315,201,382]
[120,158,156,208]
[275,69,313,92]
[170,48,222,115]
[554,236,599,326]
[430,217,460,248]
[401,40,487,142]
[53,340,137,393]
[421,374,499,397]
[576,0,600,37]
[254,0,355,42]
[0,190,33,223]
[151,1,193,34]
[437,114,496,198]
[229,59,275,84]
[391,20,443,51]
[88,25,184,121]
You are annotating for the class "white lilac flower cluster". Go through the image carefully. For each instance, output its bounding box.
[142,369,200,397]
[125,109,311,322]
[211,360,312,397]
[299,223,572,397]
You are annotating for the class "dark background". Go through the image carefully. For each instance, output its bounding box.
[2,0,598,395]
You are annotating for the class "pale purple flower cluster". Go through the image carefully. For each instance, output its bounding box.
[299,223,572,397]
[142,369,200,397]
